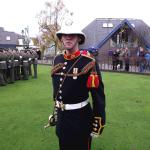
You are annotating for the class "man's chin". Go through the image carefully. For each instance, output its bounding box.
[65,47,72,51]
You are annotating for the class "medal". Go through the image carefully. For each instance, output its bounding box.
[73,68,78,79]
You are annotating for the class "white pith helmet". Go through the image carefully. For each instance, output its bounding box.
[56,24,86,45]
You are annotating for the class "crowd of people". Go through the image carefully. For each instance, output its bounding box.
[0,48,38,86]
[112,47,150,72]
[112,47,131,71]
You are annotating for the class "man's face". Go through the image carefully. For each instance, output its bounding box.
[61,34,79,50]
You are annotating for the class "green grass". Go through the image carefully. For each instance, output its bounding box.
[0,65,150,150]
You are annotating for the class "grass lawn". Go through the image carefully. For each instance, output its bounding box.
[0,65,150,150]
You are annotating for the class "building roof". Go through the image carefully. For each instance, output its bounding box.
[0,27,21,48]
[80,18,150,50]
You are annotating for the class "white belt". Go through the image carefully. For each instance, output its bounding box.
[56,100,88,110]
[14,60,19,62]
[23,60,28,62]
[0,61,6,63]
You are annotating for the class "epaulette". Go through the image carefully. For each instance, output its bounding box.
[57,50,63,55]
[54,51,63,58]
[80,50,95,60]
[52,52,63,63]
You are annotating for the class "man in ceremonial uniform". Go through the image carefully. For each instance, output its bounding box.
[48,24,106,150]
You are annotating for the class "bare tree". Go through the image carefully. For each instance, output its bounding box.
[36,0,71,55]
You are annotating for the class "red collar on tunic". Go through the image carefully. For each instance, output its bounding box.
[64,50,80,60]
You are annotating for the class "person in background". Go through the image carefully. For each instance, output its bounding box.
[112,49,120,70]
[31,49,38,78]
[0,49,7,86]
[7,49,15,83]
[145,50,150,71]
[124,47,130,72]
[137,47,146,72]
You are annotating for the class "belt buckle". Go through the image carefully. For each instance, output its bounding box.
[60,101,65,111]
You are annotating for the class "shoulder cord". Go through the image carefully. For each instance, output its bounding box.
[54,60,95,77]
[54,55,82,101]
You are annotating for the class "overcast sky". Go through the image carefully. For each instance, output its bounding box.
[0,0,149,37]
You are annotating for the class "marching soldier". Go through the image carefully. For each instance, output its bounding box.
[31,49,38,78]
[26,50,32,76]
[0,49,7,86]
[46,24,106,150]
[6,49,15,83]
[2,49,8,84]
[20,50,29,80]
[13,49,21,80]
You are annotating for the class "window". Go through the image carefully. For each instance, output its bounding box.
[102,23,108,27]
[6,36,11,40]
[108,23,113,27]
[102,23,114,28]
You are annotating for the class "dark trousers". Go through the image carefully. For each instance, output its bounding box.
[125,63,129,71]
[14,66,21,80]
[28,63,32,76]
[20,66,28,80]
[7,68,15,83]
[56,104,93,150]
[33,64,37,78]
[0,70,6,85]
[59,136,92,150]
